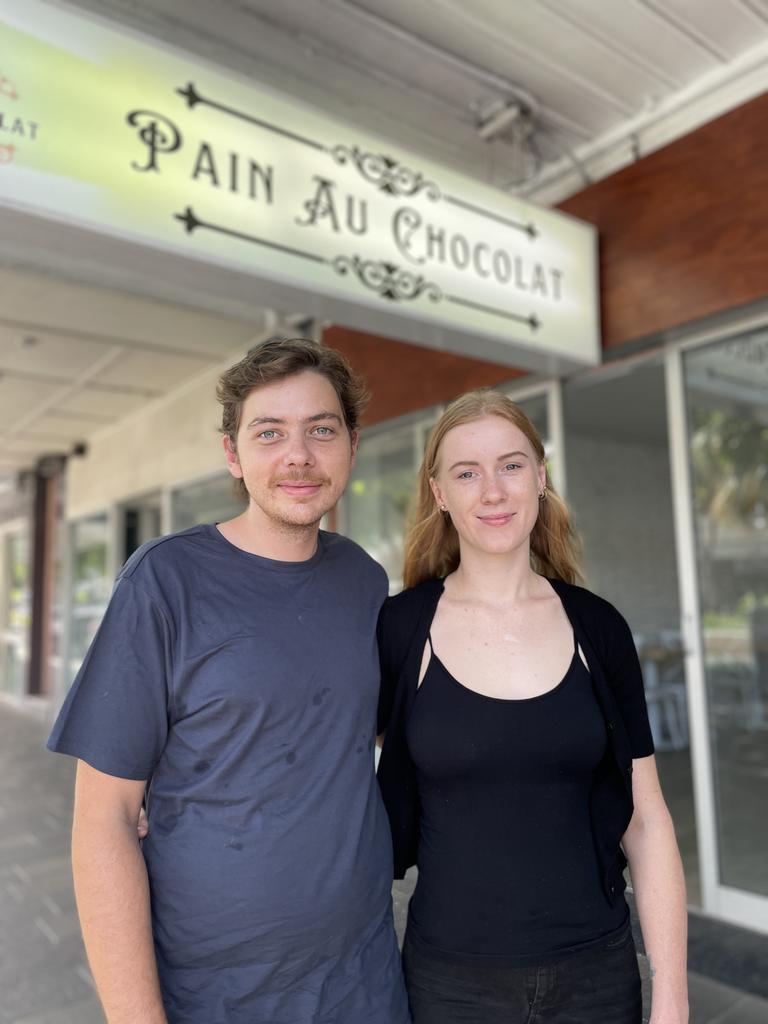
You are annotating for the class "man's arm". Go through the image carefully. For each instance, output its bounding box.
[622,755,688,1024]
[72,760,167,1024]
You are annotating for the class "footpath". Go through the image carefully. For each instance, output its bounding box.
[1,700,766,1024]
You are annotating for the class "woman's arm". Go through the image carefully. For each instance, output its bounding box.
[622,755,688,1024]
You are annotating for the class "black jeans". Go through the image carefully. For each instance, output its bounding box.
[402,926,643,1024]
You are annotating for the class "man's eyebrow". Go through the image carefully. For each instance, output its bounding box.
[306,412,343,424]
[447,451,529,472]
[245,412,344,429]
[246,416,286,428]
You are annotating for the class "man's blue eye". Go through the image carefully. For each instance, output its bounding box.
[259,430,278,440]
[504,463,521,471]
[313,426,334,436]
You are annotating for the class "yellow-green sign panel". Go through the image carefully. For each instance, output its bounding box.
[0,0,598,364]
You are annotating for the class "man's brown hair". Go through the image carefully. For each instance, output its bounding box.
[217,337,369,501]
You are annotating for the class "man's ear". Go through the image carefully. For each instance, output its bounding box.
[223,435,243,479]
[349,429,360,466]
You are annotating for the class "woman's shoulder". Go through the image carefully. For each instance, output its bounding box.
[384,576,443,610]
[380,577,443,635]
[546,577,630,636]
[377,578,443,681]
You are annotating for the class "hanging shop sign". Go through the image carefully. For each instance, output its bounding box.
[0,0,599,371]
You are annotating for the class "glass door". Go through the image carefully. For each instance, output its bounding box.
[675,329,768,929]
[563,358,700,904]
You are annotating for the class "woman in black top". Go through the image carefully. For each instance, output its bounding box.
[377,389,688,1024]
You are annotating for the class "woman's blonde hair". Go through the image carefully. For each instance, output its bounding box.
[402,389,582,588]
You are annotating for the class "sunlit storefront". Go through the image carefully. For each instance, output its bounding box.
[0,0,767,947]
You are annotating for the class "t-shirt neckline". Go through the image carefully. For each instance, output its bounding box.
[206,522,326,572]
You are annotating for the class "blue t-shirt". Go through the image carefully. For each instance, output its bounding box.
[48,525,410,1024]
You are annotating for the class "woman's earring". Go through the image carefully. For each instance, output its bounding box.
[438,503,448,513]
[538,487,547,500]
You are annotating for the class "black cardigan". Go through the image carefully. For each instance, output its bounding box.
[376,577,655,905]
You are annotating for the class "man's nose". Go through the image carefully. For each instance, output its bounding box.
[283,434,315,466]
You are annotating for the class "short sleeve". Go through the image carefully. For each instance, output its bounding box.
[47,576,172,780]
[603,606,655,759]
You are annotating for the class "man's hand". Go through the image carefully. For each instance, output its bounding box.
[138,807,149,840]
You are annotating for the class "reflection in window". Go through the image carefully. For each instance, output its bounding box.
[2,532,30,696]
[69,515,110,679]
[344,425,421,591]
[171,474,246,533]
[685,329,768,897]
[516,394,547,448]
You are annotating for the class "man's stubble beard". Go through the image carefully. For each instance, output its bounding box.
[245,482,343,538]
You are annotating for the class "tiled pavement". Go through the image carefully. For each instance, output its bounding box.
[0,700,104,1024]
[2,699,767,1024]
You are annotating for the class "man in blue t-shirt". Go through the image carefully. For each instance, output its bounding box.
[48,338,410,1024]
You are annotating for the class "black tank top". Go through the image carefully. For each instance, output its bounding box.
[405,632,628,965]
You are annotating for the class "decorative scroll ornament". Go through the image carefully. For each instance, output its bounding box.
[332,256,443,303]
[331,145,441,200]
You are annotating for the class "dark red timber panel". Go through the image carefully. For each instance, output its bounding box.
[323,326,522,427]
[558,93,768,349]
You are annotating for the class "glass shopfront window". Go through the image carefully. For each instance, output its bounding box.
[171,473,245,533]
[516,393,548,447]
[2,531,31,696]
[683,330,768,899]
[344,422,428,590]
[68,515,111,679]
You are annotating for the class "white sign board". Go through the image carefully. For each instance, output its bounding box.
[0,0,600,371]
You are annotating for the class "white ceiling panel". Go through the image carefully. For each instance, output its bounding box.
[0,379,64,431]
[339,0,632,126]
[556,0,728,77]
[638,0,761,61]
[0,329,113,380]
[536,0,685,90]
[2,437,71,456]
[34,413,114,440]
[361,0,644,114]
[54,388,160,421]
[90,348,212,391]
[0,270,257,358]
[0,266,262,472]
